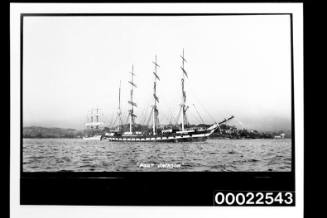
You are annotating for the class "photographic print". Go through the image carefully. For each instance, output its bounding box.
[22,14,293,173]
[10,2,304,213]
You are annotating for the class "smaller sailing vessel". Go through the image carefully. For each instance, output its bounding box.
[83,108,104,140]
[102,49,234,142]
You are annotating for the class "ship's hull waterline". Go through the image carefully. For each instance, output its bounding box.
[103,132,212,143]
[103,117,234,143]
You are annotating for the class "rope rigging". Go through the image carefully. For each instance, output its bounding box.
[193,104,205,124]
[146,107,153,127]
[188,88,216,124]
[104,49,232,132]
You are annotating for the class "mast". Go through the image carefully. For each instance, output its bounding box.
[94,107,102,129]
[128,65,137,133]
[90,109,94,129]
[96,108,99,123]
[90,109,93,123]
[180,49,188,131]
[152,55,160,135]
[118,80,122,131]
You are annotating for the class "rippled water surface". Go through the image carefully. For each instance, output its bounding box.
[23,138,292,172]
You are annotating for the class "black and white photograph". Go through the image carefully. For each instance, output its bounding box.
[10,2,303,217]
[23,15,292,173]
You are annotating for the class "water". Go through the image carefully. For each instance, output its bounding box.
[23,138,292,172]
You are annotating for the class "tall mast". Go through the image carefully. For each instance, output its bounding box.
[118,80,122,131]
[180,49,188,131]
[96,108,99,123]
[128,65,137,133]
[152,55,160,135]
[90,109,94,129]
[94,107,102,129]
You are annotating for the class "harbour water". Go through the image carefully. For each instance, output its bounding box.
[23,138,292,172]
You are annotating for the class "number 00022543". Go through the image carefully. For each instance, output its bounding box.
[214,191,295,206]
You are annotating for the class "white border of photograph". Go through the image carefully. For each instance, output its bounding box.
[10,3,303,218]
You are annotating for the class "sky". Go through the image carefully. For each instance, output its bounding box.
[23,15,292,131]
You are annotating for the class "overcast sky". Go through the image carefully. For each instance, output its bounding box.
[23,15,292,131]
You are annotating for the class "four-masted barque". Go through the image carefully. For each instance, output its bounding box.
[102,49,234,142]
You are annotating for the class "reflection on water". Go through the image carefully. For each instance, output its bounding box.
[23,138,292,172]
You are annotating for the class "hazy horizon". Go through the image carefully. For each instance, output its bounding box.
[23,15,292,132]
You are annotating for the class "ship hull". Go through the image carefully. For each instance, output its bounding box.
[102,117,234,143]
[82,135,103,141]
[103,132,211,143]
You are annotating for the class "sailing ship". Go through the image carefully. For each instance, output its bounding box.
[103,49,234,142]
[83,108,104,140]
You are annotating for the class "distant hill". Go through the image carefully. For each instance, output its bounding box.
[23,126,83,138]
[210,124,292,139]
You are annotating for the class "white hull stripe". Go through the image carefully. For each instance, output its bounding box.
[104,132,213,142]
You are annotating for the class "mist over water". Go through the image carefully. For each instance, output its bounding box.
[23,138,291,172]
